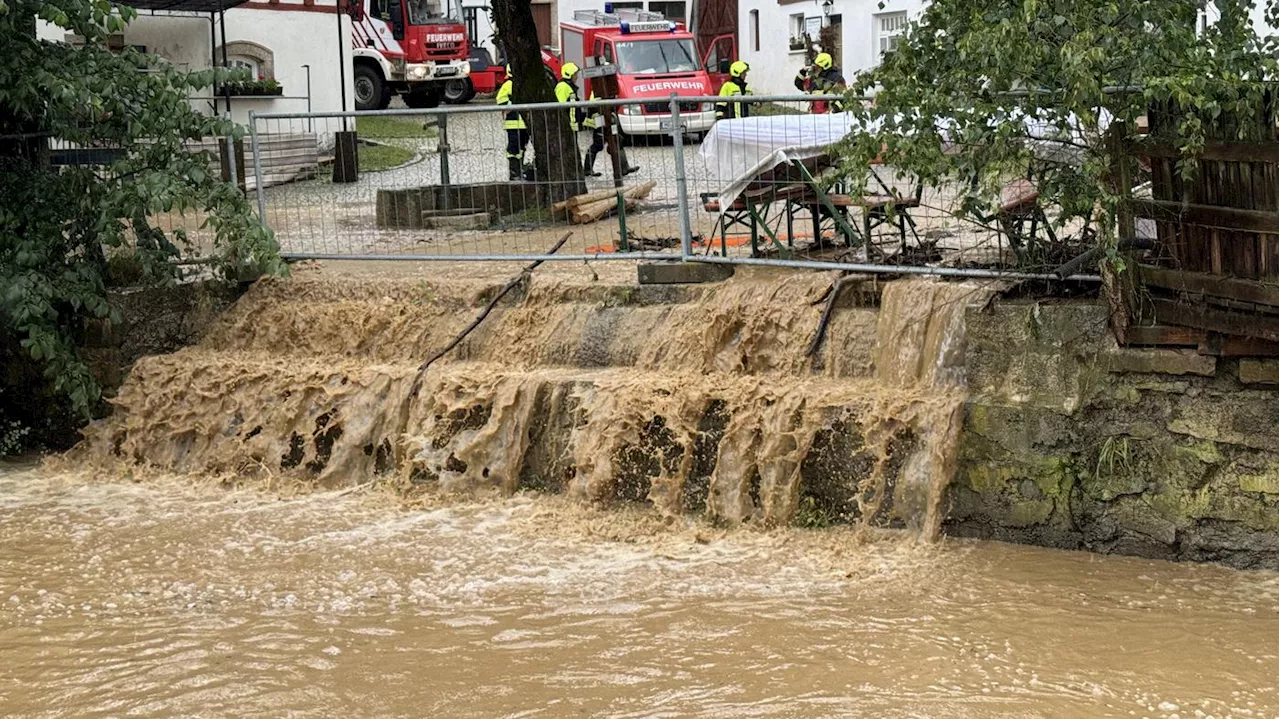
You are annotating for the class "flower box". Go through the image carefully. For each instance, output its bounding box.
[219,81,283,97]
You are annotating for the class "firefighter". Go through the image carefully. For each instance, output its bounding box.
[715,61,752,120]
[581,91,606,177]
[496,65,529,181]
[795,52,846,113]
[554,62,587,131]
[583,94,640,177]
[553,62,637,178]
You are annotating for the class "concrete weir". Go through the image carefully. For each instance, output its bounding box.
[77,267,1278,567]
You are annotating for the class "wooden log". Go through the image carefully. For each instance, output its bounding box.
[568,182,657,224]
[560,187,623,210]
[572,197,639,224]
[574,180,655,207]
[625,179,658,201]
[554,180,659,215]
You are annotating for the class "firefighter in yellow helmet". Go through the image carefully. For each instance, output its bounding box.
[556,61,639,178]
[715,60,752,120]
[554,62,585,131]
[496,65,529,180]
[794,51,846,114]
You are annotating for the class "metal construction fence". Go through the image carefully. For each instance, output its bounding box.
[239,94,1105,282]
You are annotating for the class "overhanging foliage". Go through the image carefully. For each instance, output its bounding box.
[835,0,1278,259]
[1,0,284,432]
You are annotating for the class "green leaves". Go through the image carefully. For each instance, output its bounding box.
[836,0,1276,268]
[2,0,284,420]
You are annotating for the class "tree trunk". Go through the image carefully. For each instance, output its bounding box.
[490,0,586,204]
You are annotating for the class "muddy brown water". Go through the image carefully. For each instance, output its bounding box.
[4,269,1277,716]
[1,466,1276,719]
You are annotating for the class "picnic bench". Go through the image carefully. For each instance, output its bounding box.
[699,156,860,258]
[700,157,922,259]
[965,176,1060,265]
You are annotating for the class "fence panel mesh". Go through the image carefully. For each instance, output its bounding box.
[251,100,694,261]
[246,95,1103,280]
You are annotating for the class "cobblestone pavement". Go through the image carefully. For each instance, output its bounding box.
[257,108,712,257]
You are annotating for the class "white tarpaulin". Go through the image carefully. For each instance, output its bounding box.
[698,113,860,217]
[697,110,1104,216]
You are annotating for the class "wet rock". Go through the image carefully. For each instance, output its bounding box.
[1238,358,1278,386]
[1104,348,1217,377]
[637,261,735,285]
[952,300,1278,569]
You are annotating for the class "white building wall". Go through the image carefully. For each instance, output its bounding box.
[738,0,809,97]
[222,5,354,125]
[38,2,353,128]
[739,0,926,96]
[463,0,497,58]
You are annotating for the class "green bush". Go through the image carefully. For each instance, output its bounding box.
[1,0,286,452]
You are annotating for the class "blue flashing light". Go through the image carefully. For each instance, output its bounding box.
[604,2,613,12]
[620,20,630,33]
[669,22,676,32]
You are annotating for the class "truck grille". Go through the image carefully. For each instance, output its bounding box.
[424,41,465,59]
[642,101,701,114]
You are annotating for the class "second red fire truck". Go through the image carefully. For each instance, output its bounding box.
[350,0,471,110]
[555,7,736,139]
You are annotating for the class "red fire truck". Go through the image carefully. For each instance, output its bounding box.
[557,8,736,138]
[350,0,470,110]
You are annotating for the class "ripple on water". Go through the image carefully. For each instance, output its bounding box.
[0,466,1275,719]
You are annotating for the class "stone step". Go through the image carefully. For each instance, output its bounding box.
[197,273,881,376]
[86,352,947,528]
[421,209,492,231]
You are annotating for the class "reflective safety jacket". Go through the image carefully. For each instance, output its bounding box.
[554,79,589,131]
[496,79,526,130]
[808,67,846,113]
[715,79,751,120]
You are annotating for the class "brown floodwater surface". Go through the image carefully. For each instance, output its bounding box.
[0,465,1275,719]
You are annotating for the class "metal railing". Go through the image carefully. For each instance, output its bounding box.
[244,94,1104,282]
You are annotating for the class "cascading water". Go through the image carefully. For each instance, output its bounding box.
[75,268,988,536]
[7,266,1276,718]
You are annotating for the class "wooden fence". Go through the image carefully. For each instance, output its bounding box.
[1117,99,1279,355]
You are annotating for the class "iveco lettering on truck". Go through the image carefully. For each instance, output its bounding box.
[349,0,470,110]
[558,7,736,138]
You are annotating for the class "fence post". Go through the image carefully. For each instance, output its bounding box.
[248,111,268,227]
[438,111,451,212]
[668,94,693,260]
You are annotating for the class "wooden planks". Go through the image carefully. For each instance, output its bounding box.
[1124,325,1204,347]
[1149,298,1278,341]
[1132,199,1280,235]
[1126,138,1280,163]
[1124,324,1279,356]
[1139,264,1280,306]
[1138,101,1278,282]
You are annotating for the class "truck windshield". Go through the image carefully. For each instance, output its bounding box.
[615,39,699,74]
[405,0,461,25]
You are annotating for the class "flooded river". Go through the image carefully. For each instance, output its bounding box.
[1,465,1275,718]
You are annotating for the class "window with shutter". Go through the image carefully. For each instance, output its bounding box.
[876,11,907,60]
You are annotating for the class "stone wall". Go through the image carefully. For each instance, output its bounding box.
[375,183,545,229]
[84,281,244,396]
[947,300,1279,569]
